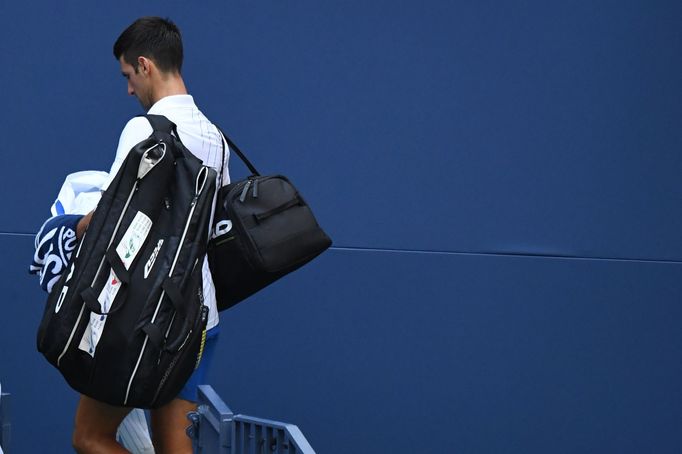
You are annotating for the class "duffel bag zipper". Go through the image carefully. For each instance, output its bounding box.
[239,179,252,202]
[216,177,259,270]
[236,175,261,203]
[56,143,166,367]
[226,175,280,271]
[124,166,209,406]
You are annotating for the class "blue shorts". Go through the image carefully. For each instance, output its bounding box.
[178,325,220,403]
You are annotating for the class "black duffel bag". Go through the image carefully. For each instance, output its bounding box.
[208,130,332,311]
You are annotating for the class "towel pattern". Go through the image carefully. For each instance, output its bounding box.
[29,214,83,293]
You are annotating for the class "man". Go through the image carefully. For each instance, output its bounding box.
[72,17,228,454]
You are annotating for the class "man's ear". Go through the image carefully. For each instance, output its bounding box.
[138,56,151,76]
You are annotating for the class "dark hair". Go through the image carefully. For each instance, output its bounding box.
[113,17,183,73]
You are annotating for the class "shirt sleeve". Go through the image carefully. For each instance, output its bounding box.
[102,117,154,191]
[217,129,231,187]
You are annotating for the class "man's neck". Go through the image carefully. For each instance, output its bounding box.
[151,73,188,105]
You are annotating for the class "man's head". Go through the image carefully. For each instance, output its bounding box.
[113,17,184,110]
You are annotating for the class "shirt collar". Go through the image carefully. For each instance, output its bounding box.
[148,94,195,114]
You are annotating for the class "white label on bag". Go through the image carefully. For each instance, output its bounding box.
[78,269,122,357]
[98,269,123,312]
[116,211,153,269]
[78,211,153,357]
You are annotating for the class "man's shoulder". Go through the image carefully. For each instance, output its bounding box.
[121,116,153,134]
[119,116,154,142]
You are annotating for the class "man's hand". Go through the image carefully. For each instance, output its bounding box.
[76,211,94,239]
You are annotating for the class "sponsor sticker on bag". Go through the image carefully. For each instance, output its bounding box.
[116,211,153,268]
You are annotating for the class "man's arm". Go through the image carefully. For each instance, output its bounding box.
[103,117,154,191]
[76,211,94,239]
[77,117,153,238]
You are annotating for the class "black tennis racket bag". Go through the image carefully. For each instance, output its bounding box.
[37,115,216,409]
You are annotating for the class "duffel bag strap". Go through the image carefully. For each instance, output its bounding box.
[216,125,260,177]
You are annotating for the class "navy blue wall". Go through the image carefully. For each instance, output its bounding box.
[1,1,681,453]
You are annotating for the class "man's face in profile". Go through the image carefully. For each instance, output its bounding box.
[119,56,153,111]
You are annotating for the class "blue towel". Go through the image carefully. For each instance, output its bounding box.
[29,214,83,293]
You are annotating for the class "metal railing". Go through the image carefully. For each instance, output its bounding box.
[188,385,315,454]
[0,391,10,454]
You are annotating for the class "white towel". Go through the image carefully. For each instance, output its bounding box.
[51,170,109,216]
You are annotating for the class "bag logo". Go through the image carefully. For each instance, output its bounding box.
[144,239,164,279]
